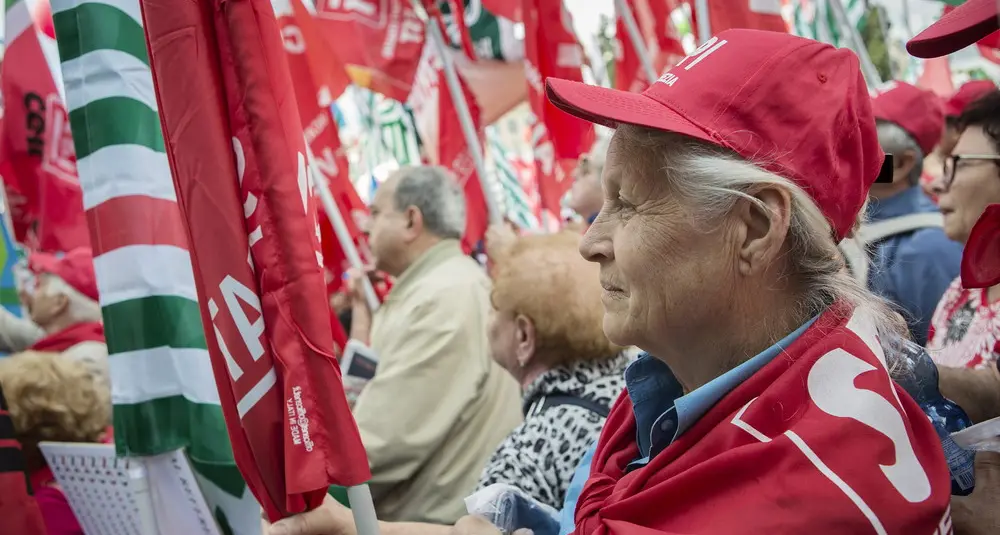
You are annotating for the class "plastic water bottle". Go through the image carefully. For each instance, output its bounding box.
[886,335,976,495]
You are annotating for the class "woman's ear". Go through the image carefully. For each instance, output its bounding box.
[514,314,536,367]
[735,185,792,276]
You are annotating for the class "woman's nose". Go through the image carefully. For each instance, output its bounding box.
[579,216,614,263]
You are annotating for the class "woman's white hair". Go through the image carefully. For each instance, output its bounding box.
[42,275,103,324]
[615,124,906,338]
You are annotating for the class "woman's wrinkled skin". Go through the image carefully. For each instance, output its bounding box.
[579,130,799,393]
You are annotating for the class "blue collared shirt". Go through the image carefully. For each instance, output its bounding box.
[867,186,962,346]
[555,316,818,534]
[627,315,818,468]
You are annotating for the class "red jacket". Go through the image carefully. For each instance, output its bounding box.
[576,305,952,534]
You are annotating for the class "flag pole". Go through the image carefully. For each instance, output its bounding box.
[414,0,503,225]
[827,0,882,88]
[305,147,382,535]
[614,0,658,84]
[694,0,711,45]
[306,146,381,313]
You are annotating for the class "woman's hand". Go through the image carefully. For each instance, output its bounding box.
[262,495,356,535]
[952,451,1000,534]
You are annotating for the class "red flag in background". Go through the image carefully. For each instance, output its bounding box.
[522,0,595,222]
[615,0,686,92]
[688,0,786,35]
[408,39,490,251]
[482,0,521,21]
[1,0,88,251]
[140,0,370,521]
[312,0,426,103]
[274,0,375,302]
[916,56,955,97]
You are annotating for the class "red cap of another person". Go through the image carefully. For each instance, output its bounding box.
[944,80,997,117]
[907,0,999,58]
[29,248,100,302]
[871,81,944,155]
[545,29,885,241]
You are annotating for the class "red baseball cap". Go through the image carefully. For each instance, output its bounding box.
[961,204,1000,289]
[871,81,944,155]
[545,29,885,241]
[907,0,999,59]
[29,248,100,302]
[944,80,997,117]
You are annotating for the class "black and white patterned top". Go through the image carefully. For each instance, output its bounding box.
[476,353,629,509]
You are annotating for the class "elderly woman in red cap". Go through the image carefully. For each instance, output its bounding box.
[266,29,952,535]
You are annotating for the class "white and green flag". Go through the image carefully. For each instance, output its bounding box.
[788,0,867,48]
[49,0,259,532]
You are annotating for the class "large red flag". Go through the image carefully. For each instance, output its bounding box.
[522,0,594,222]
[274,0,374,300]
[312,0,426,102]
[1,0,88,251]
[615,0,686,92]
[140,0,370,521]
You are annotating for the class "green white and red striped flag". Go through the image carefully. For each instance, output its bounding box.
[48,0,259,532]
[486,131,539,231]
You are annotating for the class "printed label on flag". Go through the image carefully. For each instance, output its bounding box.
[42,94,77,184]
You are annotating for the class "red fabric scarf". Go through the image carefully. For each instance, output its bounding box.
[575,306,952,534]
[29,322,104,353]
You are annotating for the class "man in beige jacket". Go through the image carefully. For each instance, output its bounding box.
[345,166,522,524]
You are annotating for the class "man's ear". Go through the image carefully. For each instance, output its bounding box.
[404,206,425,239]
[733,185,793,276]
[53,292,71,316]
[895,150,917,184]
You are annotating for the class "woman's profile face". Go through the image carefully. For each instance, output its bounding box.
[936,126,1000,244]
[578,132,736,353]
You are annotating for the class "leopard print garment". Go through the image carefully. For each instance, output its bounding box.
[476,353,629,509]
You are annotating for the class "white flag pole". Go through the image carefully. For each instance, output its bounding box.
[304,146,381,535]
[694,0,711,45]
[414,1,503,225]
[614,0,658,84]
[306,147,381,314]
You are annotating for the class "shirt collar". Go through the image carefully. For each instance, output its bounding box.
[868,186,939,221]
[625,314,819,459]
[587,212,598,224]
[389,239,462,297]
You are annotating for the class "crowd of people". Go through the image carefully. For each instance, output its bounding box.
[3,2,1000,535]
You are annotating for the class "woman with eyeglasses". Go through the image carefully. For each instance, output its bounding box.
[926,90,1000,378]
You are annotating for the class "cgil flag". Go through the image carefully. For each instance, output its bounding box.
[1,0,89,252]
[48,0,260,532]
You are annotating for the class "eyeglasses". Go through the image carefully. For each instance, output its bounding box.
[941,154,1000,191]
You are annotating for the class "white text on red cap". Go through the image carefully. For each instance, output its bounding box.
[656,37,729,87]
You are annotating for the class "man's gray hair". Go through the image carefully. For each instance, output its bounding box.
[876,120,925,186]
[393,166,467,240]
